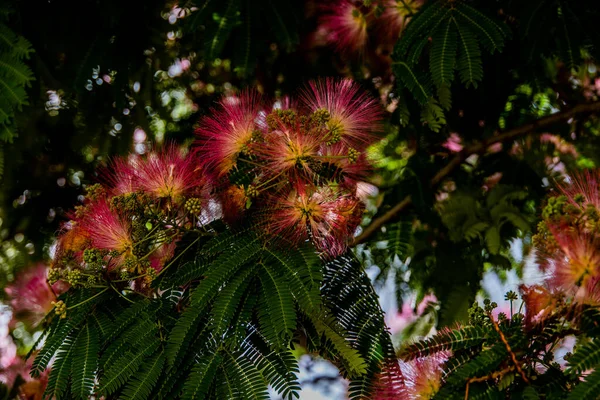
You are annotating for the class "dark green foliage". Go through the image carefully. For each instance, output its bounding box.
[393,0,509,128]
[440,184,531,254]
[43,330,77,399]
[400,299,600,398]
[121,351,165,400]
[182,350,223,400]
[0,11,34,143]
[399,325,488,360]
[32,229,398,399]
[185,0,300,76]
[71,323,99,399]
[565,339,600,374]
[566,368,600,400]
[322,253,400,397]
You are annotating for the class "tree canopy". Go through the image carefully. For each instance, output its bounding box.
[2,0,600,399]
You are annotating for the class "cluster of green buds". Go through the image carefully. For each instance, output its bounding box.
[310,108,331,125]
[66,269,83,286]
[51,300,67,319]
[347,148,360,163]
[267,109,298,129]
[185,197,203,215]
[48,267,62,284]
[83,248,107,270]
[109,192,150,214]
[325,125,342,145]
[123,256,150,275]
[144,267,157,284]
[541,195,570,221]
[245,185,259,198]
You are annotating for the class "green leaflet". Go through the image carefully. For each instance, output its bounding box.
[392,0,509,130]
[257,261,297,350]
[398,325,488,360]
[565,339,600,375]
[181,350,223,400]
[71,323,99,399]
[100,338,160,395]
[121,351,165,400]
[0,21,34,142]
[567,369,600,400]
[43,331,77,400]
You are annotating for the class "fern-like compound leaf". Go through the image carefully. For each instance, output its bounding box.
[454,18,482,87]
[43,330,77,400]
[566,368,600,400]
[257,261,297,350]
[393,61,432,105]
[399,326,488,360]
[71,323,99,399]
[565,339,600,375]
[121,351,165,400]
[430,16,457,88]
[182,350,223,400]
[100,338,160,395]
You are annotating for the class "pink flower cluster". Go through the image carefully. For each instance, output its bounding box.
[526,170,600,322]
[316,0,423,57]
[195,78,383,257]
[50,78,381,291]
[2,265,59,398]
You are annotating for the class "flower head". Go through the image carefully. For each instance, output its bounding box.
[401,351,449,399]
[375,0,422,46]
[318,142,371,188]
[4,264,65,328]
[557,170,600,213]
[256,126,322,182]
[54,221,90,263]
[195,91,264,177]
[520,284,560,328]
[319,0,369,56]
[546,226,600,294]
[300,78,382,150]
[101,156,140,196]
[78,200,133,259]
[219,184,249,224]
[136,144,207,201]
[267,183,363,257]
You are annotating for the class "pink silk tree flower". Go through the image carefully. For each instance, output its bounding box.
[195,91,264,178]
[400,351,449,399]
[374,0,422,46]
[319,0,369,57]
[300,78,383,150]
[557,170,600,212]
[78,200,133,266]
[267,182,363,257]
[100,155,141,197]
[5,264,65,328]
[255,126,322,183]
[442,133,463,153]
[318,142,372,189]
[136,144,208,201]
[546,225,600,296]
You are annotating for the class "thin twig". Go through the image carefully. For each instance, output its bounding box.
[352,101,600,245]
[464,366,516,400]
[490,316,529,384]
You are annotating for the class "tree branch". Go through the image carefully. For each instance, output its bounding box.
[352,100,600,246]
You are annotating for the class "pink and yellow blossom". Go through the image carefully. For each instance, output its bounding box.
[195,91,264,177]
[319,1,369,56]
[300,78,383,150]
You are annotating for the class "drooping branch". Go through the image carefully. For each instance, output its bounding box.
[352,100,600,246]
